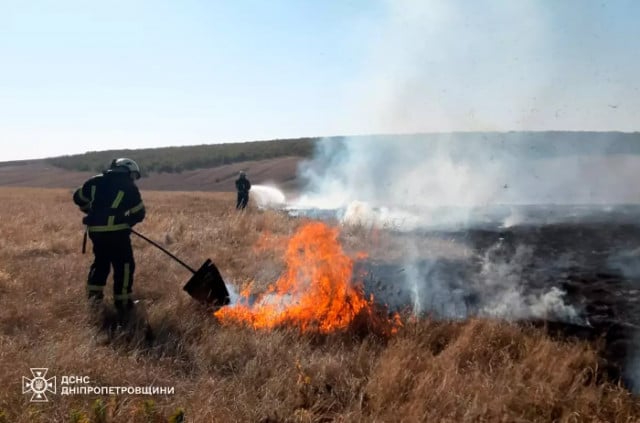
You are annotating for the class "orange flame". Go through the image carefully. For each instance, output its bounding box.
[214,221,398,334]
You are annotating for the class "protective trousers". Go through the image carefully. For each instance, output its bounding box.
[236,191,249,209]
[87,231,135,310]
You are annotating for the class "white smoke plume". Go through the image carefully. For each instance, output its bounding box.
[608,249,640,279]
[293,0,640,226]
[342,0,639,134]
[475,243,580,322]
[251,184,287,209]
[290,1,640,324]
[294,134,640,230]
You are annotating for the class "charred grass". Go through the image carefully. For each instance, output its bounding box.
[0,187,639,422]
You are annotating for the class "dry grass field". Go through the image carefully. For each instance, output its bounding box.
[1,187,639,422]
[0,156,304,194]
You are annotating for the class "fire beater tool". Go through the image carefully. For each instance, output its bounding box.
[131,229,230,306]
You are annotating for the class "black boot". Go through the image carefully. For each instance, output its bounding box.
[115,300,136,327]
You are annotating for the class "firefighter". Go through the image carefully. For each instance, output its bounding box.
[235,170,251,210]
[73,158,146,314]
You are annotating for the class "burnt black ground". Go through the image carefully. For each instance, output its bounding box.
[344,208,640,389]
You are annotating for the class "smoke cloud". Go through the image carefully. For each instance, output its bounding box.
[293,133,639,322]
[343,0,639,134]
[288,1,640,324]
[292,0,640,226]
[294,134,640,230]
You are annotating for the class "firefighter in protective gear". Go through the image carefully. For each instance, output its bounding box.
[73,158,146,312]
[235,170,251,210]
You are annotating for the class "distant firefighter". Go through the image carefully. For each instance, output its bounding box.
[235,171,251,210]
[72,158,146,315]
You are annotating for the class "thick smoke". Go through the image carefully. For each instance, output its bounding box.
[289,1,640,324]
[294,0,639,222]
[360,235,586,324]
[475,243,580,322]
[294,134,640,229]
[294,134,639,322]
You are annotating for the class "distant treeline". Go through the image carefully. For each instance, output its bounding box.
[46,138,318,174]
[40,131,640,174]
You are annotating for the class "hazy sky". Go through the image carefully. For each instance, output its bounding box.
[1,0,639,161]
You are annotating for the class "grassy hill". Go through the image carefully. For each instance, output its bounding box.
[2,132,639,194]
[44,137,319,175]
[0,136,322,193]
[35,131,640,175]
[0,156,305,194]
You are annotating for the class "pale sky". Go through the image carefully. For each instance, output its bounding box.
[1,0,639,161]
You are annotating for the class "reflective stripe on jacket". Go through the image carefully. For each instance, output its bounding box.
[73,171,146,232]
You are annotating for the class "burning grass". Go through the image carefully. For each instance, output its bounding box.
[215,221,400,336]
[0,187,639,422]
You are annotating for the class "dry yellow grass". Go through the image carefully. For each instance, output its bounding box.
[0,187,639,422]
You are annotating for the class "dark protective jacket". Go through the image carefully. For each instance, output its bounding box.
[73,171,146,233]
[235,176,251,193]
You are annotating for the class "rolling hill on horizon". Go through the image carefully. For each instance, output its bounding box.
[1,131,638,194]
[0,137,317,193]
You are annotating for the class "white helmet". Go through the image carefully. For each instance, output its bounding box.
[112,158,141,179]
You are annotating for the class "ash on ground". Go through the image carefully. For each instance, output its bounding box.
[293,204,640,388]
